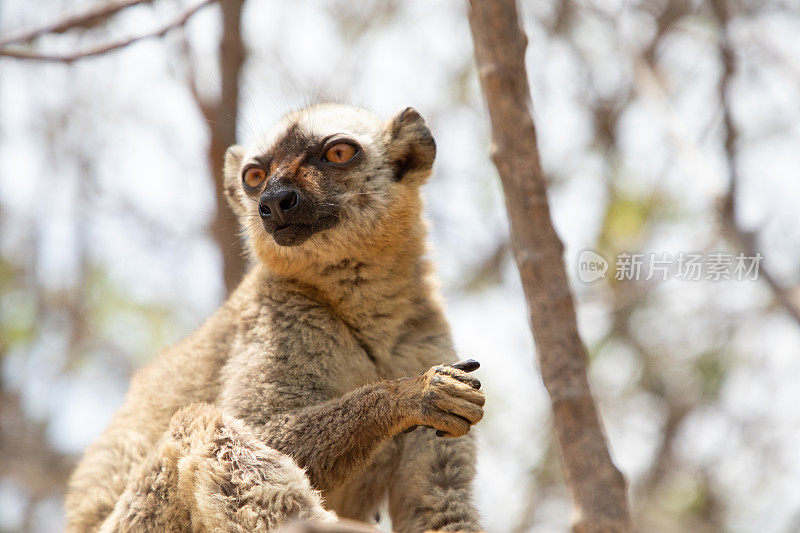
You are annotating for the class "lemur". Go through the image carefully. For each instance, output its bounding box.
[65,104,486,532]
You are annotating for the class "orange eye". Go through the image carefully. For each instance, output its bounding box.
[243,168,266,189]
[324,143,357,164]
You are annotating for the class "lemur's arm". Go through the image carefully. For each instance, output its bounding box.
[388,329,484,532]
[254,361,484,493]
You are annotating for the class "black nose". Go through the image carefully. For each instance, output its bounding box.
[259,188,300,223]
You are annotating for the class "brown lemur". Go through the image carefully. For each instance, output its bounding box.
[65,104,486,532]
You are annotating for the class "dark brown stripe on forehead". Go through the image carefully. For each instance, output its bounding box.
[274,122,316,157]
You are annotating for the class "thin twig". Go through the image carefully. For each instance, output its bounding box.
[177,30,208,112]
[709,0,800,327]
[0,0,216,63]
[0,0,151,47]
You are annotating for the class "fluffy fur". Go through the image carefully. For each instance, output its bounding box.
[65,104,484,532]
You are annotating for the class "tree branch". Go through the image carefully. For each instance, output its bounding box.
[0,0,216,63]
[467,1,632,531]
[0,0,151,47]
[203,0,248,294]
[709,0,800,327]
[0,387,74,499]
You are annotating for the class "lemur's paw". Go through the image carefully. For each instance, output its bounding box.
[401,359,485,438]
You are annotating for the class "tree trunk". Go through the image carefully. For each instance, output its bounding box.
[466,1,632,531]
[207,0,247,294]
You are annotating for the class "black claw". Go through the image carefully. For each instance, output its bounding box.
[435,430,448,437]
[449,359,480,372]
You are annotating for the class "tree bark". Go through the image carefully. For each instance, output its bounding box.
[206,0,247,294]
[466,1,632,531]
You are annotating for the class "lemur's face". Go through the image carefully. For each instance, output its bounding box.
[224,104,435,262]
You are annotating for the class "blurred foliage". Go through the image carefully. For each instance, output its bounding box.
[2,0,800,532]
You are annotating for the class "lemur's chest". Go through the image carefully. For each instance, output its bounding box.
[246,289,440,379]
[234,296,384,392]
[218,289,452,425]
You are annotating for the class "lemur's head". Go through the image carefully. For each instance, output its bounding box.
[224,104,436,269]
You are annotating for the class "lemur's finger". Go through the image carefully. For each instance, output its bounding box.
[436,365,481,389]
[449,359,480,373]
[434,377,485,406]
[427,411,470,438]
[456,374,482,390]
[432,397,484,425]
[435,418,470,439]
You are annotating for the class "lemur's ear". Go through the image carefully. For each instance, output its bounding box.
[223,145,246,216]
[384,107,436,184]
